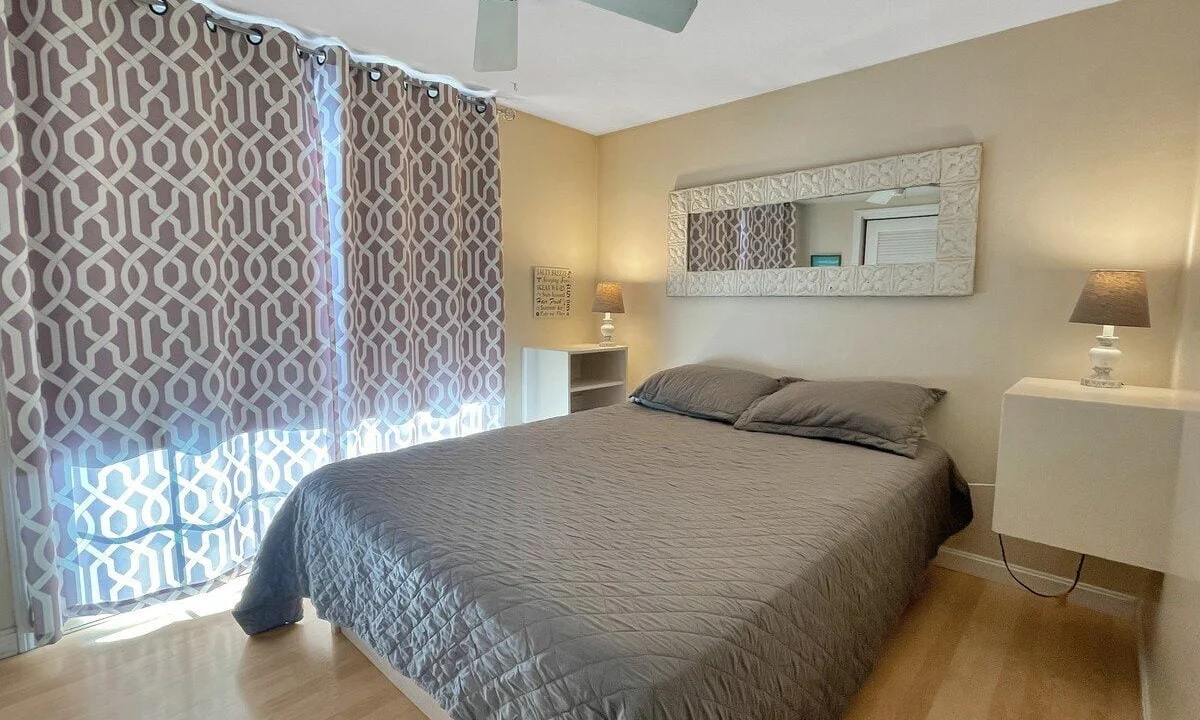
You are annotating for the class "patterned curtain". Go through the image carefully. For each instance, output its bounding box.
[688,203,795,271]
[310,49,505,451]
[740,202,794,269]
[0,0,504,645]
[687,209,740,272]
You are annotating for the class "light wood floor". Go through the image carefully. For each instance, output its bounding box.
[0,567,1140,720]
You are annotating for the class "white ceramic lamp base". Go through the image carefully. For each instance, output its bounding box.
[1081,325,1122,388]
[598,312,616,347]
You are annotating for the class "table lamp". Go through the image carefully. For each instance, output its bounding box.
[1068,270,1150,388]
[592,282,625,347]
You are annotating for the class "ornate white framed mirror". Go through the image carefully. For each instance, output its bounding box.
[665,144,982,297]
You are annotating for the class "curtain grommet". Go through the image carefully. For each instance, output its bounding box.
[149,0,169,15]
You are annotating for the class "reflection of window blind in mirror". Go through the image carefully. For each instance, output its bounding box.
[864,215,939,264]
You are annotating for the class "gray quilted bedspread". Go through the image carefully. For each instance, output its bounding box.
[234,402,971,720]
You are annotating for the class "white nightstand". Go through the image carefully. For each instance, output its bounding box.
[993,377,1199,571]
[521,344,628,422]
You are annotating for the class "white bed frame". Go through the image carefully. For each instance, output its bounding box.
[332,624,453,720]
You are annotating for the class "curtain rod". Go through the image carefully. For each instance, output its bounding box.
[291,46,501,113]
[128,0,517,119]
[129,0,502,103]
[292,40,433,87]
[203,13,263,45]
[294,47,386,82]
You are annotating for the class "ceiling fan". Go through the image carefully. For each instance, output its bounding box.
[474,0,698,72]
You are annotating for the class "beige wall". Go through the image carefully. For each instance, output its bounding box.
[596,0,1200,591]
[498,112,600,423]
[1175,148,1200,392]
[1145,99,1200,720]
[1145,410,1200,720]
[797,201,858,263]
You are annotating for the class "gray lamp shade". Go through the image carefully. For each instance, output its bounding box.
[592,282,625,314]
[1068,270,1150,328]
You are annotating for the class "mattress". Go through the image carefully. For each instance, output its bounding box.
[234,402,972,719]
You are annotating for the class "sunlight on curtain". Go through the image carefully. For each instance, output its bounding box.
[1,0,504,643]
[62,404,500,612]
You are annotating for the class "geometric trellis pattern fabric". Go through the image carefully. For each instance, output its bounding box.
[687,209,740,272]
[0,0,504,645]
[740,202,794,269]
[309,50,505,437]
[687,203,795,271]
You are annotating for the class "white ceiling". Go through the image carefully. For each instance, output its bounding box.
[219,0,1115,135]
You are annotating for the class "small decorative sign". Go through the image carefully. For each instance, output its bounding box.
[810,254,843,267]
[533,266,572,318]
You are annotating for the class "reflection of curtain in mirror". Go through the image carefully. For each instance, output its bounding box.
[688,210,740,271]
[740,203,794,270]
[688,204,794,271]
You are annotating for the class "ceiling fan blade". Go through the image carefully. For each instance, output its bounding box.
[474,0,518,72]
[867,190,898,205]
[577,0,697,33]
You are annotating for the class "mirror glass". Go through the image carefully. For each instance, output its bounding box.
[687,184,942,271]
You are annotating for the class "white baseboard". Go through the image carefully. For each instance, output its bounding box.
[934,547,1139,619]
[0,627,17,660]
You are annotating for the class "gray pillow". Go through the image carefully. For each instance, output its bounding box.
[630,364,790,423]
[734,380,946,458]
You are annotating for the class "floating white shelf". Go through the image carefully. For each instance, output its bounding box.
[993,377,1200,571]
[522,344,628,422]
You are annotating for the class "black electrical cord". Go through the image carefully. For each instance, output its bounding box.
[997,533,1086,599]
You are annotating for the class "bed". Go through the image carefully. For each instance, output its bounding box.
[234,401,972,719]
